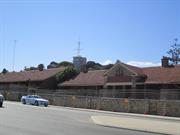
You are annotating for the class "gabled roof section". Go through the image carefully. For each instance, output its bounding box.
[0,67,66,83]
[123,63,146,76]
[59,63,180,86]
[104,62,145,76]
[60,70,107,86]
[143,65,180,84]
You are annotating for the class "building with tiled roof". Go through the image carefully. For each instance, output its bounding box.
[0,57,180,100]
[59,58,180,100]
[0,67,65,83]
[0,67,66,92]
[60,70,106,87]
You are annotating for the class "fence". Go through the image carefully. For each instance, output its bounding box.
[1,89,180,117]
[42,94,180,117]
[56,88,180,100]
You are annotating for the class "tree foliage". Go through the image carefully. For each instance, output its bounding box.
[86,61,102,70]
[2,68,8,74]
[167,39,180,65]
[38,64,44,71]
[24,67,38,71]
[47,61,58,69]
[58,61,74,67]
[56,67,79,82]
[103,64,114,69]
[86,61,96,68]
[47,61,73,69]
[86,61,113,70]
[24,65,44,71]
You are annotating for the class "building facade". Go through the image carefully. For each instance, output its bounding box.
[0,67,66,95]
[59,58,180,100]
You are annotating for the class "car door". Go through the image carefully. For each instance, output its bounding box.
[27,95,32,104]
[30,96,36,104]
[30,96,35,104]
[26,96,30,104]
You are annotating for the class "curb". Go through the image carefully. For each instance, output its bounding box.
[91,116,179,135]
[49,105,180,122]
[94,123,171,135]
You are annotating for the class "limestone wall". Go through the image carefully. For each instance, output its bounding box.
[1,89,180,117]
[50,95,180,117]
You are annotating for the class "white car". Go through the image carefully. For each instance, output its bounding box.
[21,95,48,107]
[0,94,4,107]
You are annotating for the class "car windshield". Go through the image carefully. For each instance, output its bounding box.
[33,96,41,98]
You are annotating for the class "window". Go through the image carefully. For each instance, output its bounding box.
[116,68,124,76]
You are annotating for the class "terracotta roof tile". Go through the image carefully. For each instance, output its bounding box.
[0,67,65,83]
[61,64,180,86]
[60,70,106,86]
[2,63,180,85]
[123,63,145,76]
[143,65,180,84]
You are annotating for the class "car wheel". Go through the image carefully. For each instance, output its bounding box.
[44,103,48,107]
[0,102,2,107]
[22,99,26,104]
[35,101,39,106]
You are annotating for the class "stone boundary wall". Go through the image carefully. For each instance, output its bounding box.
[51,95,180,117]
[1,90,180,117]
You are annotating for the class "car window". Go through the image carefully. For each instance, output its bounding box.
[33,96,41,98]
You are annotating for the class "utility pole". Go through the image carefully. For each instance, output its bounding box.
[12,40,17,71]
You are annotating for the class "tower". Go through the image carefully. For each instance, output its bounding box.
[73,41,87,71]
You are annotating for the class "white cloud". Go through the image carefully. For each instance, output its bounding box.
[101,60,113,65]
[127,61,161,67]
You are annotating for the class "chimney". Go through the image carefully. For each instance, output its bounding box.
[161,56,169,67]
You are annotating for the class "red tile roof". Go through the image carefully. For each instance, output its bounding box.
[142,65,180,84]
[0,67,65,83]
[123,63,145,76]
[1,63,180,86]
[60,70,106,86]
[104,62,145,77]
[61,64,180,86]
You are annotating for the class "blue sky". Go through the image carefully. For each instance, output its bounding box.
[0,0,179,71]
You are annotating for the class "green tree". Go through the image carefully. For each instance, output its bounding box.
[24,66,38,71]
[2,68,8,74]
[38,64,44,71]
[58,61,74,67]
[47,61,73,69]
[47,61,59,69]
[103,64,114,69]
[56,67,79,82]
[86,61,96,69]
[86,61,103,70]
[167,38,180,65]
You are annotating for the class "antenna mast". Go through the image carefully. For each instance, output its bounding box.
[77,40,82,56]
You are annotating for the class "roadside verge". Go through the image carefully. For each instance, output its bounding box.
[91,116,180,135]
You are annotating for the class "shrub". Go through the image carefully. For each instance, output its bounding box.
[56,67,79,82]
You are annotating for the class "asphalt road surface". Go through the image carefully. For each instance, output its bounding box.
[0,101,160,135]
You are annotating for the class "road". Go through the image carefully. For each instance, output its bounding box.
[0,101,160,135]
